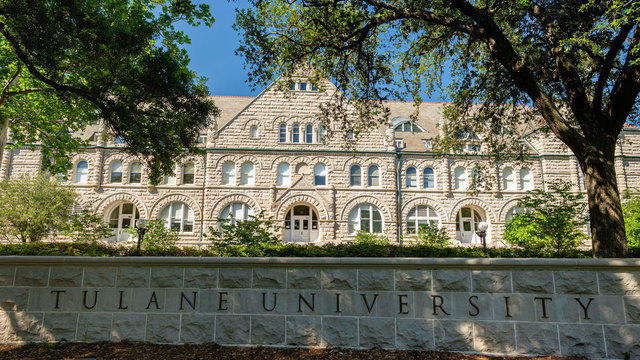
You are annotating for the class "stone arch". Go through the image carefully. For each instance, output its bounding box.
[498,197,526,222]
[103,153,133,183]
[210,193,263,220]
[214,154,238,170]
[242,119,262,131]
[70,153,95,182]
[340,157,364,172]
[270,155,293,171]
[236,155,262,170]
[276,193,329,220]
[401,197,446,221]
[309,156,334,172]
[449,197,496,223]
[95,193,148,219]
[340,195,392,223]
[150,193,202,220]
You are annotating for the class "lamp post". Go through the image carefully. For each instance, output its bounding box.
[476,221,488,248]
[135,219,147,253]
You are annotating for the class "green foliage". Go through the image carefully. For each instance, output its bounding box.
[353,231,390,245]
[405,224,450,248]
[0,0,218,182]
[207,213,281,256]
[63,209,113,243]
[0,175,77,242]
[622,191,640,248]
[127,219,179,251]
[504,181,588,255]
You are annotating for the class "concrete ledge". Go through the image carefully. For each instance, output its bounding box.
[0,256,639,270]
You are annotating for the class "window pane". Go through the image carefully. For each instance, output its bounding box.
[305,124,313,143]
[279,124,287,143]
[292,124,300,143]
[368,166,379,187]
[350,165,361,186]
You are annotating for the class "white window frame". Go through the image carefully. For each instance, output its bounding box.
[406,205,440,234]
[454,167,467,190]
[250,125,259,139]
[348,204,383,234]
[520,168,533,190]
[314,164,327,186]
[240,162,255,186]
[158,202,194,233]
[222,162,236,186]
[75,160,89,184]
[278,123,287,143]
[129,162,142,184]
[367,165,380,187]
[423,167,435,189]
[350,165,362,187]
[406,167,417,188]
[502,167,515,191]
[110,161,123,183]
[277,163,291,187]
[219,203,255,225]
[182,163,195,184]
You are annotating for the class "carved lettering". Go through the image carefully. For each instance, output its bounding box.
[534,297,552,319]
[468,295,479,316]
[504,296,511,318]
[118,290,128,310]
[146,291,160,310]
[262,292,277,312]
[298,293,315,312]
[218,292,229,311]
[51,290,65,309]
[180,291,197,310]
[432,295,450,316]
[575,298,594,320]
[398,294,409,314]
[361,294,379,313]
[335,293,341,313]
[82,290,99,309]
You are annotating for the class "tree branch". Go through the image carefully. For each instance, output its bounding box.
[0,63,21,99]
[593,23,634,109]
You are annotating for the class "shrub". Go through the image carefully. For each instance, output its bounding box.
[207,213,281,256]
[405,223,450,247]
[63,209,113,243]
[353,231,390,245]
[622,190,640,248]
[504,181,588,255]
[127,219,179,251]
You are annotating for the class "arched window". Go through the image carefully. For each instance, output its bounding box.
[277,163,291,187]
[222,162,236,186]
[505,206,525,222]
[368,165,380,187]
[110,161,123,183]
[305,124,313,143]
[182,163,195,184]
[250,125,258,139]
[75,161,88,184]
[129,162,141,184]
[406,206,440,233]
[454,167,467,190]
[314,164,327,186]
[240,162,255,186]
[317,124,326,143]
[406,167,417,188]
[348,204,383,234]
[502,167,515,190]
[520,168,533,190]
[423,167,435,189]
[350,165,362,186]
[292,124,300,143]
[278,123,287,143]
[158,202,194,233]
[219,203,254,225]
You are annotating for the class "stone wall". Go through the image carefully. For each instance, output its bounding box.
[0,257,639,359]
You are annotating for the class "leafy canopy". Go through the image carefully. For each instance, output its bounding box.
[0,0,218,182]
[622,190,640,248]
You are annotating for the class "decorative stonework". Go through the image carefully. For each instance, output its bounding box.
[210,193,263,219]
[449,197,497,223]
[401,196,446,221]
[149,193,202,220]
[276,193,330,220]
[95,192,149,219]
[340,195,393,222]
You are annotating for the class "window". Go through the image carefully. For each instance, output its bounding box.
[299,82,307,91]
[454,167,467,190]
[314,164,327,186]
[467,144,480,152]
[182,163,195,184]
[289,82,296,90]
[422,139,432,150]
[279,123,287,143]
[162,165,177,185]
[406,206,440,234]
[110,161,123,183]
[219,203,254,225]
[395,139,405,149]
[394,121,424,132]
[406,167,417,188]
[114,137,125,144]
[197,133,208,144]
[346,130,355,140]
[423,167,435,189]
[520,168,533,190]
[129,162,141,184]
[368,165,380,187]
[75,161,88,184]
[348,204,383,234]
[277,163,291,187]
[240,162,255,186]
[502,167,515,190]
[505,206,525,222]
[158,202,194,233]
[250,125,258,139]
[311,83,318,91]
[305,124,313,143]
[222,162,236,186]
[350,165,362,186]
[292,124,300,143]
[317,124,326,143]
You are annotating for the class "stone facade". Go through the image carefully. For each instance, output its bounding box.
[2,79,640,246]
[0,256,639,359]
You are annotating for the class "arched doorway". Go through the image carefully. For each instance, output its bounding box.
[456,206,487,244]
[284,204,319,242]
[107,202,140,242]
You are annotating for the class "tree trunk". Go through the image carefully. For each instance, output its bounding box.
[581,150,628,257]
[0,113,8,163]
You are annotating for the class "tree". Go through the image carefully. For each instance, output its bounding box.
[622,190,640,248]
[504,181,588,255]
[127,219,179,251]
[0,175,77,242]
[0,0,218,182]
[235,0,639,257]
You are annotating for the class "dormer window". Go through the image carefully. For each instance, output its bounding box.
[197,133,208,144]
[299,82,307,90]
[289,81,320,91]
[395,139,405,149]
[422,139,432,150]
[250,125,258,139]
[392,117,425,133]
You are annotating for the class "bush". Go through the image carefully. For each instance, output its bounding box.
[504,181,588,255]
[207,214,281,256]
[622,191,640,248]
[127,219,179,251]
[404,223,450,247]
[353,231,389,245]
[63,209,113,243]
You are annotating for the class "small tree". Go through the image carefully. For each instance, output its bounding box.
[406,223,450,248]
[622,191,640,248]
[353,231,390,245]
[208,213,281,255]
[63,209,113,243]
[0,174,76,242]
[504,181,588,255]
[127,219,179,251]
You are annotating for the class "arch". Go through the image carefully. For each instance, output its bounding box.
[340,195,392,223]
[210,193,262,220]
[242,119,262,131]
[214,154,237,170]
[236,155,262,170]
[498,197,527,222]
[95,193,148,219]
[401,197,445,220]
[150,193,202,220]
[449,197,496,223]
[276,193,329,220]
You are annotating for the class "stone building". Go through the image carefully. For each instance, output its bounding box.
[2,79,639,247]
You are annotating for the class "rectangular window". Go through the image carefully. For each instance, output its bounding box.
[289,82,296,90]
[422,139,432,149]
[279,125,287,143]
[299,82,307,90]
[314,175,326,186]
[197,134,207,144]
[395,139,405,149]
